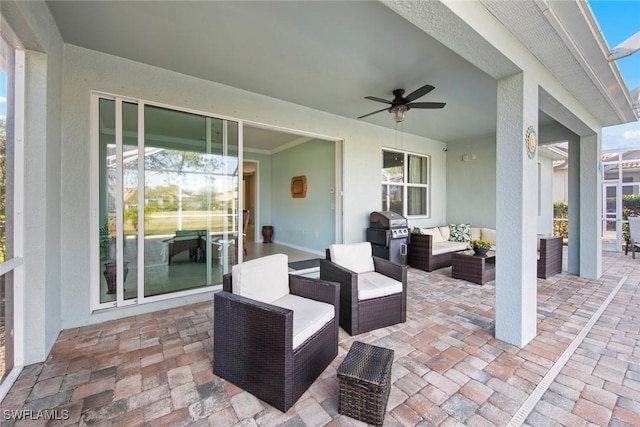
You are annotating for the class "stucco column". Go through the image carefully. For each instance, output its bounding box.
[567,135,580,275]
[495,72,538,347]
[579,133,602,279]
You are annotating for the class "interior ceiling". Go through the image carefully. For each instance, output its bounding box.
[48,0,559,148]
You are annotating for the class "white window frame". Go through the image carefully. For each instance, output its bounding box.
[381,148,430,218]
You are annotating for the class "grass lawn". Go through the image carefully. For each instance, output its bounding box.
[126,210,239,236]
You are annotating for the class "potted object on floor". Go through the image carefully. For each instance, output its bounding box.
[103,261,129,294]
[262,225,274,243]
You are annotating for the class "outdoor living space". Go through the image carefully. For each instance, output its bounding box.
[2,248,638,426]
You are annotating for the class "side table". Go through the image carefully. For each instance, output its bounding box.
[451,249,496,285]
[337,341,394,427]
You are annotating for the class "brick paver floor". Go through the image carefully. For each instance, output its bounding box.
[1,250,638,426]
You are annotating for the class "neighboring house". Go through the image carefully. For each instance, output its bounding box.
[0,0,637,399]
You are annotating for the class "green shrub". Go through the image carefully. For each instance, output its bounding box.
[553,201,568,240]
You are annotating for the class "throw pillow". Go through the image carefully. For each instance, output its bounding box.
[449,224,471,242]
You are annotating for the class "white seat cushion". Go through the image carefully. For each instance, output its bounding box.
[432,241,468,255]
[231,254,289,304]
[357,271,403,300]
[329,242,375,273]
[271,294,334,350]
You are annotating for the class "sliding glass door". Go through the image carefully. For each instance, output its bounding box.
[96,95,240,308]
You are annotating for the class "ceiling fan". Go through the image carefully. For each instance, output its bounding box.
[358,83,446,123]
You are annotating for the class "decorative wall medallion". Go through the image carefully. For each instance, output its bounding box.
[525,126,537,159]
[291,175,307,198]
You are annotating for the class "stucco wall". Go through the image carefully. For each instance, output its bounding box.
[446,134,497,228]
[446,134,555,235]
[60,44,448,328]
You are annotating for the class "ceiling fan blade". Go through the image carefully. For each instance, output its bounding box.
[408,102,446,109]
[358,108,389,119]
[364,96,392,104]
[404,84,435,102]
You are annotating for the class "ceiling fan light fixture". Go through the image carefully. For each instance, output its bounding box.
[390,104,408,122]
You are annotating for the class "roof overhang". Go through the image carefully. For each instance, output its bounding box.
[481,0,638,126]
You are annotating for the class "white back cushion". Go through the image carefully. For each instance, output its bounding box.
[471,227,481,241]
[420,227,443,242]
[439,226,451,241]
[481,228,496,245]
[329,242,375,273]
[231,253,289,303]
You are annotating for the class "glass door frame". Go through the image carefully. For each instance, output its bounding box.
[91,92,244,312]
[602,182,622,251]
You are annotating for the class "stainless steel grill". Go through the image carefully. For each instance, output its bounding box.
[366,211,410,265]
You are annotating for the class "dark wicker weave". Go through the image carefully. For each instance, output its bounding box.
[213,274,339,412]
[451,250,496,285]
[407,233,457,272]
[167,237,199,265]
[538,235,562,278]
[337,341,394,427]
[320,250,407,336]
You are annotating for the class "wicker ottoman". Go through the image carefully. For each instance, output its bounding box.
[337,341,394,426]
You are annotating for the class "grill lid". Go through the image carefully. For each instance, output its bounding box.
[370,211,408,229]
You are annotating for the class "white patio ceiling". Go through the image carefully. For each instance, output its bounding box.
[46,0,636,149]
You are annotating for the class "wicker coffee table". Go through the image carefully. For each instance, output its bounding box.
[451,249,496,285]
[337,341,394,427]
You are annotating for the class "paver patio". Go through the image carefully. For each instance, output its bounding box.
[1,249,638,426]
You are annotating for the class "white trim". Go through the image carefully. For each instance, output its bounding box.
[0,366,22,403]
[238,123,245,260]
[0,257,22,276]
[0,41,26,403]
[381,148,431,218]
[269,240,325,258]
[243,120,342,143]
[335,139,344,244]
[90,94,100,311]
[137,101,145,303]
[241,159,260,244]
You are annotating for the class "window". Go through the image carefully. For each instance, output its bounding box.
[381,149,429,217]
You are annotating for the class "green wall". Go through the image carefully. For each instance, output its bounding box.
[270,139,335,252]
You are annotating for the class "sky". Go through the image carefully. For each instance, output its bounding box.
[589,0,640,151]
[0,2,638,146]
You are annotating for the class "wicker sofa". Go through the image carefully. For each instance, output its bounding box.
[537,235,563,279]
[408,226,562,279]
[408,226,495,272]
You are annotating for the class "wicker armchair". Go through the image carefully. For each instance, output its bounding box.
[320,242,407,336]
[213,254,339,412]
[628,217,640,258]
[537,235,563,279]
